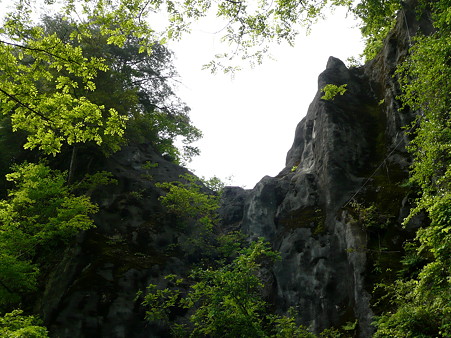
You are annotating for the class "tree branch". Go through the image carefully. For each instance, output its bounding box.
[0,39,82,65]
[0,87,52,122]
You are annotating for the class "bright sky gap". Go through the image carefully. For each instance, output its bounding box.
[166,7,364,188]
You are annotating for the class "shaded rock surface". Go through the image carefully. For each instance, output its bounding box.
[38,144,198,337]
[220,2,432,336]
[38,2,433,337]
[224,56,383,336]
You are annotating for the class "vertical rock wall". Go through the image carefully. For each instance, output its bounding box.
[38,2,434,337]
[230,56,382,336]
[38,144,199,337]
[221,2,433,336]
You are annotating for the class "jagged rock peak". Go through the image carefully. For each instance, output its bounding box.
[37,2,430,337]
[232,54,380,334]
[220,4,429,336]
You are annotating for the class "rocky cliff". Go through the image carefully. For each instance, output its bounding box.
[37,144,202,337]
[38,2,432,337]
[221,2,432,336]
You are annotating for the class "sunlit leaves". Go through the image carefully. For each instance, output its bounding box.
[320,83,348,100]
[2,162,98,241]
[140,239,284,337]
[1,1,199,159]
[141,238,315,336]
[0,21,127,155]
[125,0,333,71]
[157,173,220,231]
[351,0,400,60]
[399,33,451,222]
[34,14,201,162]
[0,310,49,337]
[0,163,98,308]
[0,0,158,156]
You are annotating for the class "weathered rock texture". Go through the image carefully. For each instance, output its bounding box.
[39,2,433,337]
[220,2,433,336]
[38,144,201,337]
[225,56,383,336]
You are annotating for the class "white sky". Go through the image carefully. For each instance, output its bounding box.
[0,1,364,189]
[167,7,365,188]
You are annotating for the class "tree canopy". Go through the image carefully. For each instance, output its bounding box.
[39,14,202,161]
[0,162,99,311]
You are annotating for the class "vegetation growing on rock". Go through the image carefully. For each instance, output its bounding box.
[0,0,449,336]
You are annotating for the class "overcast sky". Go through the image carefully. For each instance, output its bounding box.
[167,7,365,188]
[1,1,364,188]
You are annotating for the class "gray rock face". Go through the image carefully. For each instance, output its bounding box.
[38,144,196,337]
[226,56,381,336]
[220,3,431,336]
[38,2,431,337]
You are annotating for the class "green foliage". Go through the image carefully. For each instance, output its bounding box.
[373,279,449,337]
[397,36,451,217]
[374,193,451,336]
[397,241,427,280]
[184,240,279,337]
[345,56,363,68]
[200,175,228,193]
[142,161,159,170]
[341,319,358,332]
[373,2,451,336]
[351,0,400,60]
[216,231,247,258]
[0,253,39,308]
[349,201,384,229]
[157,173,220,231]
[320,84,348,101]
[0,15,127,155]
[145,178,320,336]
[318,327,343,338]
[1,162,98,241]
[1,1,449,337]
[141,238,335,337]
[0,115,31,198]
[0,162,98,309]
[126,110,202,164]
[74,171,118,193]
[140,239,315,338]
[138,274,185,324]
[1,2,201,163]
[0,310,48,337]
[2,0,353,74]
[268,310,316,337]
[0,0,414,75]
[39,15,202,162]
[156,174,221,256]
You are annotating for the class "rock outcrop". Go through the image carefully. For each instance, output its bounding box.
[224,55,383,336]
[220,2,433,336]
[38,2,433,337]
[38,144,199,337]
